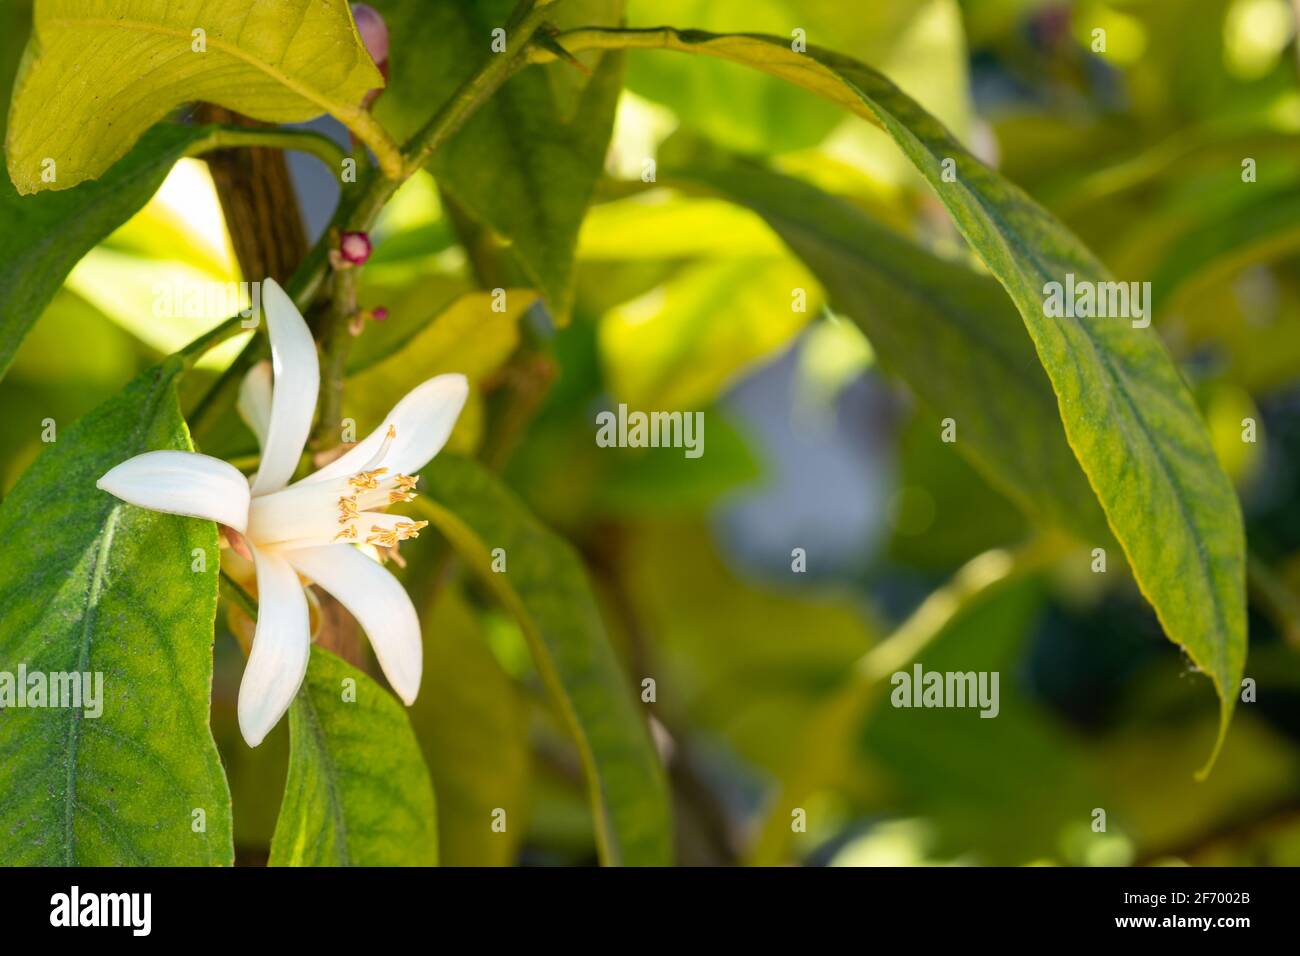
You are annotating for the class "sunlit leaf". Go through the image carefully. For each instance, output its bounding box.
[6,0,385,194]
[345,290,536,455]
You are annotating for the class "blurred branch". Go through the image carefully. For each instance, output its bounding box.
[1135,794,1300,865]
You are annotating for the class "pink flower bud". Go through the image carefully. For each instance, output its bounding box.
[352,4,390,66]
[339,231,372,265]
[371,306,389,322]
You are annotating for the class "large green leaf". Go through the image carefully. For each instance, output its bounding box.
[373,0,625,318]
[415,455,672,865]
[670,160,1107,541]
[0,358,232,864]
[0,122,210,382]
[269,647,438,866]
[559,26,1246,769]
[6,0,387,194]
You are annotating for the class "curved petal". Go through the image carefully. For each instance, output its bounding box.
[238,547,311,747]
[236,360,274,450]
[297,374,468,486]
[97,450,251,532]
[282,544,422,704]
[249,278,320,496]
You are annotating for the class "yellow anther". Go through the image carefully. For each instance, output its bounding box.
[348,467,389,490]
[334,525,358,542]
[393,474,418,491]
[395,520,429,541]
[338,495,360,523]
[367,525,399,548]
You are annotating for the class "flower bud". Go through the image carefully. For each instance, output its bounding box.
[351,4,390,66]
[339,231,373,265]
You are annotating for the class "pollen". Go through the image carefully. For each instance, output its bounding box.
[338,495,360,523]
[349,468,389,490]
[393,474,418,491]
[334,525,358,542]
[367,525,399,548]
[396,520,428,541]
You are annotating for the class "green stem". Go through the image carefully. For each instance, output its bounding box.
[747,536,1067,866]
[185,124,350,177]
[220,570,259,619]
[184,0,565,430]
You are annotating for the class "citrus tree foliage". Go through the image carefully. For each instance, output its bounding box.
[0,0,1288,867]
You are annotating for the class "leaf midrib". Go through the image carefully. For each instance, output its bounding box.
[44,16,366,125]
[63,364,172,864]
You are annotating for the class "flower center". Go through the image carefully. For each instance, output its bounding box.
[245,427,429,552]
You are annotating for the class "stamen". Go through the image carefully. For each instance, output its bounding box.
[334,525,358,542]
[360,424,398,472]
[395,520,428,541]
[393,473,419,491]
[388,489,417,504]
[348,467,388,490]
[338,495,360,523]
[367,524,399,548]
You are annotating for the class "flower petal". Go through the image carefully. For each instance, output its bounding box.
[282,544,422,704]
[97,450,251,532]
[238,547,311,747]
[236,360,273,450]
[297,374,468,486]
[249,278,320,496]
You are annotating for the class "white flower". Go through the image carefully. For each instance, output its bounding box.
[96,278,467,747]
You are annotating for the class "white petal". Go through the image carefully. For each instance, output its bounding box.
[282,544,422,704]
[297,374,468,485]
[97,450,251,532]
[249,278,320,496]
[236,360,273,450]
[238,547,311,747]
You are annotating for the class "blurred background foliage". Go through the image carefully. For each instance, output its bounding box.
[6,0,1300,865]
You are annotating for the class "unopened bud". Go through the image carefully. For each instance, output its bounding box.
[338,231,372,265]
[352,4,390,65]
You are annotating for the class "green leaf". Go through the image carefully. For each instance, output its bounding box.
[344,289,537,456]
[373,0,626,318]
[0,0,31,131]
[599,254,819,411]
[414,456,672,865]
[670,160,1107,541]
[583,26,1245,771]
[0,122,210,382]
[1148,176,1300,316]
[269,647,438,866]
[6,0,387,194]
[624,0,970,159]
[413,588,529,867]
[0,358,232,865]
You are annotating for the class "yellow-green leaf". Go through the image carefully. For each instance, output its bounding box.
[6,0,391,194]
[552,27,1247,769]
